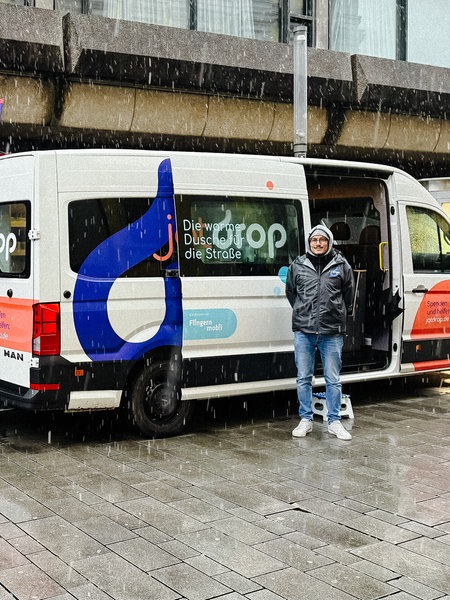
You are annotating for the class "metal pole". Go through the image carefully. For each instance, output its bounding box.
[293,25,307,158]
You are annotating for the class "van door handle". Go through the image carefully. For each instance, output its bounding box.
[412,285,428,293]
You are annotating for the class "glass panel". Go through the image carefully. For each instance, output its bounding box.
[407,0,449,68]
[407,206,450,273]
[0,202,29,277]
[54,0,82,12]
[329,0,396,59]
[0,0,34,4]
[253,0,279,41]
[68,198,171,277]
[197,0,256,39]
[177,195,303,276]
[53,0,280,41]
[90,0,189,28]
[290,0,313,16]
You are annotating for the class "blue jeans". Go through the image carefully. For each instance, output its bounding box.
[294,332,343,424]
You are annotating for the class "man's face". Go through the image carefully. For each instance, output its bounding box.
[309,235,329,256]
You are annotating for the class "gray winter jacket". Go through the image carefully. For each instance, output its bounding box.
[286,250,354,335]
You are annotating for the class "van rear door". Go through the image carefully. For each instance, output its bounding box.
[0,155,36,388]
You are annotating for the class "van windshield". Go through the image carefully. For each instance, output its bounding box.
[0,202,30,278]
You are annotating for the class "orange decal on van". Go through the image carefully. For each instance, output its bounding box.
[0,298,34,352]
[413,358,450,372]
[411,280,450,339]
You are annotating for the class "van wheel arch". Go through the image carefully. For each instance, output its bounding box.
[124,352,195,438]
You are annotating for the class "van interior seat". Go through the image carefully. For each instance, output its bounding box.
[356,225,381,271]
[334,224,383,339]
[341,225,381,269]
[331,221,351,264]
[330,221,351,244]
[359,225,381,245]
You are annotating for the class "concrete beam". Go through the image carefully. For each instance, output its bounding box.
[352,55,450,116]
[53,81,328,145]
[337,111,444,153]
[63,14,295,101]
[0,4,64,73]
[0,74,55,126]
[62,13,353,105]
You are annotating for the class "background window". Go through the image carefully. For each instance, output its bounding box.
[252,0,280,41]
[288,0,314,44]
[329,0,397,59]
[407,0,449,68]
[54,0,81,13]
[88,0,189,28]
[197,0,255,38]
[53,0,281,41]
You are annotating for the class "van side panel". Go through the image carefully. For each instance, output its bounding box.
[71,159,181,362]
[56,154,178,368]
[172,156,307,398]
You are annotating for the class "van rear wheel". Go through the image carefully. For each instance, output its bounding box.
[129,361,194,438]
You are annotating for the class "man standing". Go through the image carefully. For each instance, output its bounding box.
[286,224,354,440]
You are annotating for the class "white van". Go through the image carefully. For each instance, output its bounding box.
[1,150,449,437]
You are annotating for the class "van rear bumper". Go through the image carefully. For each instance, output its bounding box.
[0,355,75,411]
[0,381,66,411]
[0,355,130,412]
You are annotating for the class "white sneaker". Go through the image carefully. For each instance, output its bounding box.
[328,421,352,440]
[292,419,313,437]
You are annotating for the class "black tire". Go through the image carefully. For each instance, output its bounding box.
[129,361,195,438]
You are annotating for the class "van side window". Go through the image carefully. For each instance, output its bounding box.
[177,195,303,276]
[0,201,30,278]
[407,206,450,273]
[69,198,165,277]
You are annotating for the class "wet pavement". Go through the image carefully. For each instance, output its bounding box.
[0,377,449,600]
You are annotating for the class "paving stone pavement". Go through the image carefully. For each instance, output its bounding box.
[0,378,449,600]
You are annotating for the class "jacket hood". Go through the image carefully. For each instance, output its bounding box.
[307,224,334,256]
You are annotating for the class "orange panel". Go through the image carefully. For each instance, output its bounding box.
[0,297,34,353]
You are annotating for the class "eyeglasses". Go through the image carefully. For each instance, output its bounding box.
[310,237,328,244]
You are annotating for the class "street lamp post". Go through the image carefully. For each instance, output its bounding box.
[293,25,308,158]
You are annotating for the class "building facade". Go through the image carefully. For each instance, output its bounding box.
[0,0,449,177]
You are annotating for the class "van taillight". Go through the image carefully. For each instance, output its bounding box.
[33,303,60,356]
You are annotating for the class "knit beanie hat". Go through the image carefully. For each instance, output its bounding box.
[307,224,334,256]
